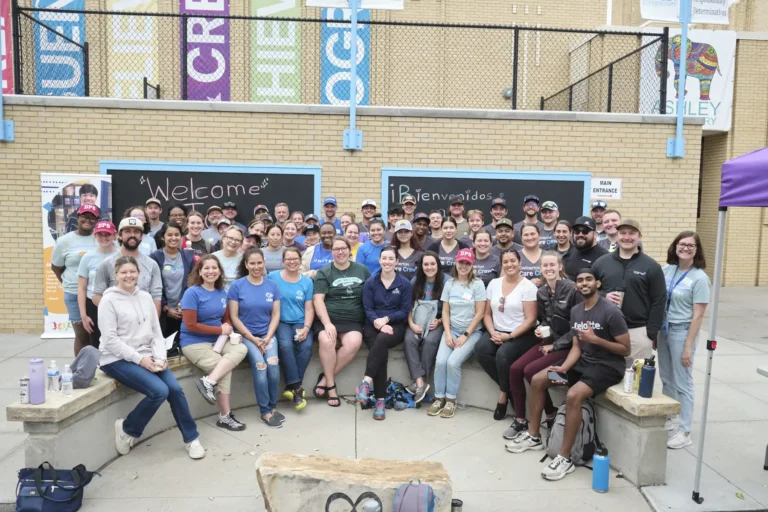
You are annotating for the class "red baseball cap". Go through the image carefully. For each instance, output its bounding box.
[94,220,116,234]
[77,204,100,216]
[456,248,475,264]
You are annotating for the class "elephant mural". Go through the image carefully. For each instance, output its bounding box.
[655,35,721,100]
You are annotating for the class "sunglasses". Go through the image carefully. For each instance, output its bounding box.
[573,227,592,235]
[498,296,506,313]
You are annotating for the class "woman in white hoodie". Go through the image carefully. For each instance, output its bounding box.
[98,256,204,460]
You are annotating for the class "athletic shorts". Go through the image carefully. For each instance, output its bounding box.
[312,320,364,338]
[566,361,623,397]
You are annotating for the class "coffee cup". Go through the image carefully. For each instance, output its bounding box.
[540,325,551,338]
[229,333,242,344]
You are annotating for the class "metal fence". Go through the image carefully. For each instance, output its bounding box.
[11,3,668,114]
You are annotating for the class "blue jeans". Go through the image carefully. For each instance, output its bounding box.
[276,322,313,388]
[64,292,82,322]
[243,337,280,416]
[657,323,696,433]
[100,360,199,443]
[434,329,483,399]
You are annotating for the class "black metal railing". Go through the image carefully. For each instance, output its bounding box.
[10,2,668,114]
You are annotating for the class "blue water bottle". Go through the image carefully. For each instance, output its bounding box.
[592,444,610,493]
[638,356,657,399]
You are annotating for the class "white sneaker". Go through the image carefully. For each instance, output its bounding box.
[664,414,679,431]
[114,419,135,456]
[505,432,544,454]
[541,455,575,481]
[667,432,693,449]
[186,438,205,459]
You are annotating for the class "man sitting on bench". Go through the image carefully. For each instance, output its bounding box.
[506,268,630,481]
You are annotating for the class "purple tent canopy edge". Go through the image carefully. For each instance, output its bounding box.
[720,147,768,208]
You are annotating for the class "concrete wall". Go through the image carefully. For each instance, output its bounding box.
[1,97,702,333]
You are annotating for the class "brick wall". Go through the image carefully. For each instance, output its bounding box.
[1,99,701,333]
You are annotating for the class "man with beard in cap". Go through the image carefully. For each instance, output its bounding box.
[561,216,608,281]
[91,217,163,315]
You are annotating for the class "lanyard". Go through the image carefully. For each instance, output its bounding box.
[666,267,691,313]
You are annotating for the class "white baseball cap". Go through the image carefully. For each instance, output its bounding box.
[361,199,377,208]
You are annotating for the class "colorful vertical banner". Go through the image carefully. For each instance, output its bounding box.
[41,174,112,339]
[33,0,86,96]
[251,0,301,103]
[107,0,159,99]
[320,7,370,106]
[1,0,13,94]
[180,0,230,101]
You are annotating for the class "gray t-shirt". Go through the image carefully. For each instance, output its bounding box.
[51,232,97,294]
[92,252,162,301]
[519,250,542,281]
[212,251,242,292]
[149,222,164,237]
[161,250,184,309]
[539,227,558,251]
[440,278,487,333]
[473,252,500,287]
[395,249,423,282]
[663,265,710,324]
[571,296,628,374]
[263,247,285,273]
[438,243,461,272]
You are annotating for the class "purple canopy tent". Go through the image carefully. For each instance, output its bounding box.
[693,147,768,504]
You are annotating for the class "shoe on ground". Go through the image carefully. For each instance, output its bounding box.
[427,399,445,416]
[114,419,135,456]
[405,383,417,395]
[506,432,544,454]
[272,410,286,424]
[195,377,217,405]
[186,438,205,459]
[414,384,430,404]
[282,388,295,401]
[541,455,575,481]
[355,380,372,403]
[217,412,246,431]
[667,431,693,449]
[293,390,307,411]
[664,414,679,431]
[261,414,283,428]
[503,418,529,440]
[439,401,456,418]
[373,399,386,420]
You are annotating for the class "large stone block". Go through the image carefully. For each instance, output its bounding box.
[255,453,453,512]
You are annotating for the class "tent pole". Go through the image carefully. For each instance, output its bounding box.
[692,206,727,504]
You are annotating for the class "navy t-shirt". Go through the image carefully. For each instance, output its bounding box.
[228,277,281,336]
[180,286,228,347]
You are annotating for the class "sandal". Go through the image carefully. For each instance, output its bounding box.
[313,373,327,399]
[326,385,341,407]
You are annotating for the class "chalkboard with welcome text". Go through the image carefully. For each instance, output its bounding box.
[381,168,592,224]
[101,161,322,228]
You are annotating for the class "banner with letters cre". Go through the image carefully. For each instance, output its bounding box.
[41,174,112,339]
[320,7,369,106]
[180,0,230,101]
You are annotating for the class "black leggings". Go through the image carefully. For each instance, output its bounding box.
[363,323,406,399]
[474,329,539,393]
[85,298,101,348]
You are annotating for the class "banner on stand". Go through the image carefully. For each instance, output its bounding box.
[41,174,112,338]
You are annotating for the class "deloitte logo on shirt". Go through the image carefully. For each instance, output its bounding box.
[573,321,603,330]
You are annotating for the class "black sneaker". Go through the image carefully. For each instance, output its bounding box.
[272,410,286,424]
[502,418,529,440]
[544,417,555,432]
[217,412,246,431]
[195,377,217,404]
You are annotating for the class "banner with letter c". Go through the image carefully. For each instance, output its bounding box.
[41,174,112,338]
[180,0,231,101]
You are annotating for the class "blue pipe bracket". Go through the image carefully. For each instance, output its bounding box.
[667,0,691,159]
[0,93,15,142]
[342,0,363,151]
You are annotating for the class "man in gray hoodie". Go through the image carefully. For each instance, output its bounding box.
[92,217,163,315]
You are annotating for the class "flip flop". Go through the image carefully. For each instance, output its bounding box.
[326,385,341,407]
[313,372,328,399]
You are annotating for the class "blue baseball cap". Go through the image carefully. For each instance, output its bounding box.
[413,212,429,223]
[324,197,338,206]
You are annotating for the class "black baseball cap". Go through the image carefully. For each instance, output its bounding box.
[222,201,237,210]
[523,195,540,205]
[573,216,596,231]
[490,197,507,208]
[304,223,320,233]
[449,195,464,205]
[591,200,608,210]
[413,212,429,223]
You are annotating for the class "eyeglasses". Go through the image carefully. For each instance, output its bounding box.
[332,247,349,253]
[573,227,592,235]
[498,296,506,313]
[223,235,243,244]
[677,243,696,250]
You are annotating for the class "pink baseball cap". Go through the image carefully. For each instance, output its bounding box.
[94,220,116,234]
[77,203,100,216]
[455,248,475,264]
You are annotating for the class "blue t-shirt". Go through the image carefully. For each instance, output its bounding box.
[179,286,228,347]
[310,245,334,270]
[228,277,281,336]
[356,241,386,275]
[268,271,314,324]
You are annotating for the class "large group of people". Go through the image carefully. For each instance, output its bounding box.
[51,193,710,478]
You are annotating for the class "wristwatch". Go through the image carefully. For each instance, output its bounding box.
[462,331,469,337]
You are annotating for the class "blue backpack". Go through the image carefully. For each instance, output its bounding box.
[393,480,436,512]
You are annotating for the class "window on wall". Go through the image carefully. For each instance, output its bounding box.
[697,137,704,219]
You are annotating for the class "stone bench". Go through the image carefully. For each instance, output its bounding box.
[6,345,677,487]
[256,453,452,511]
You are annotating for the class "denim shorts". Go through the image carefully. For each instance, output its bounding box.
[63,292,82,323]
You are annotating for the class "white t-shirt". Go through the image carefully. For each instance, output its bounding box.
[486,277,538,332]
